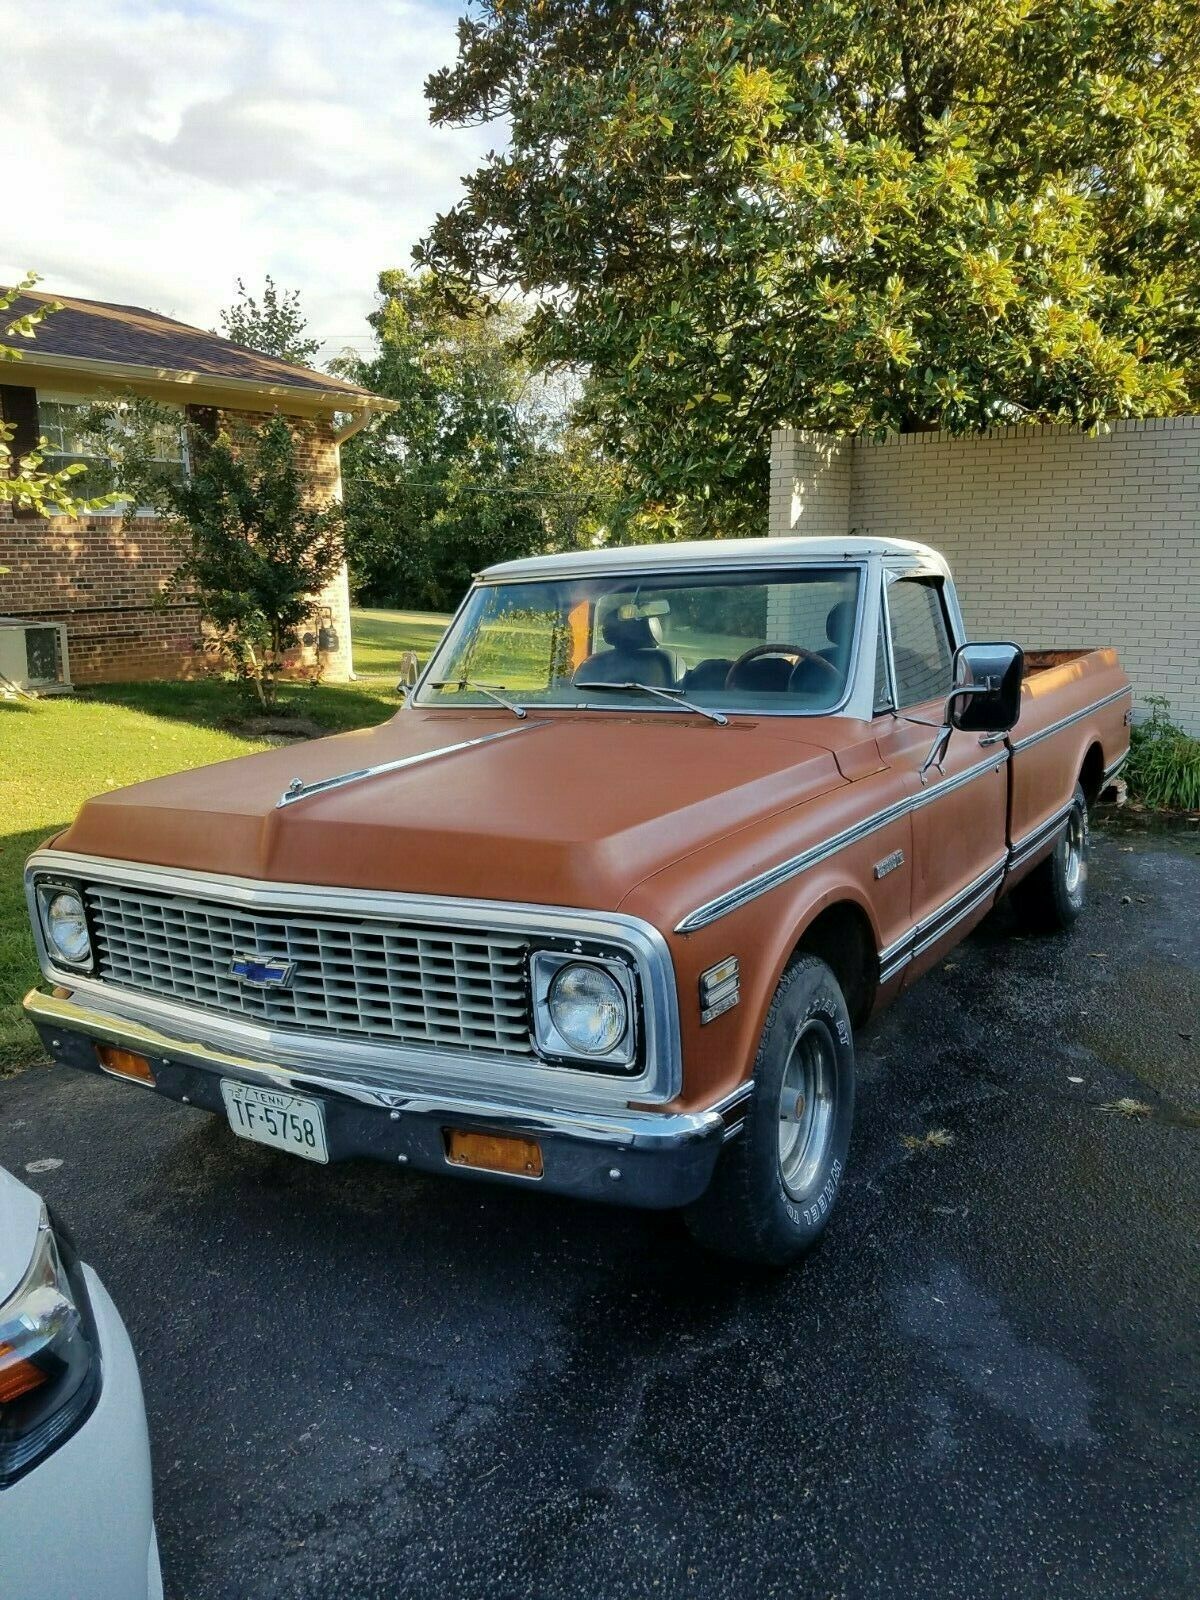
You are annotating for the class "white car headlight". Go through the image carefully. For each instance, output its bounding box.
[37,884,93,968]
[0,1207,98,1486]
[532,953,635,1066]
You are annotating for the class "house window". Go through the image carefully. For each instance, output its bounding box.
[38,392,188,512]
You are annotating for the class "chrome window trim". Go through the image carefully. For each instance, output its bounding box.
[25,851,682,1109]
[1010,686,1131,752]
[882,567,960,712]
[675,752,1007,934]
[412,561,873,722]
[873,586,898,716]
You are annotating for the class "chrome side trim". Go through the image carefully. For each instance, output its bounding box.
[1007,799,1075,871]
[878,857,1008,983]
[675,754,1006,934]
[1010,685,1131,753]
[674,682,1130,935]
[1103,751,1129,782]
[711,1080,755,1142]
[275,722,546,808]
[25,851,683,1109]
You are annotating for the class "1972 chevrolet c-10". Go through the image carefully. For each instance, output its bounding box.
[25,537,1132,1263]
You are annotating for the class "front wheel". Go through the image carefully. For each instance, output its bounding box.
[684,955,856,1266]
[1010,781,1089,933]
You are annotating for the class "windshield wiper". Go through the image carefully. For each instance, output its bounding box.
[428,679,527,719]
[576,680,728,726]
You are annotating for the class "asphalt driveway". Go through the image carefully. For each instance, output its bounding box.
[2,820,1197,1600]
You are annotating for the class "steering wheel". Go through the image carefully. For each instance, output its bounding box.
[725,642,844,692]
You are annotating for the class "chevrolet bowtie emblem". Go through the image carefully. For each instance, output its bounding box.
[230,954,295,988]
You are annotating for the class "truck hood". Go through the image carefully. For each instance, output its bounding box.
[53,709,847,912]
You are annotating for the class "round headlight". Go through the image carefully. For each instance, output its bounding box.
[43,890,91,966]
[547,962,628,1056]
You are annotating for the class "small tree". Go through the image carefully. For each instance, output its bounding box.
[1,274,120,519]
[110,412,345,705]
[218,275,322,367]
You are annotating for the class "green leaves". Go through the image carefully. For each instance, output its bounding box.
[158,416,344,706]
[335,269,630,609]
[0,276,124,517]
[421,0,1200,533]
[216,275,321,368]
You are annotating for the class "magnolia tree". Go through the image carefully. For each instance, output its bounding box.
[421,0,1200,533]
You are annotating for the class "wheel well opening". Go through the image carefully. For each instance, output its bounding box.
[794,901,876,1026]
[1079,742,1105,805]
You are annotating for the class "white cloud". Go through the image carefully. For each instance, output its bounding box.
[0,0,496,358]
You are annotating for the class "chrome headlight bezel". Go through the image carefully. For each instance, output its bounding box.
[530,951,638,1070]
[34,879,94,972]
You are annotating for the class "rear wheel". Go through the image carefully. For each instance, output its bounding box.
[1010,781,1089,932]
[684,955,856,1266]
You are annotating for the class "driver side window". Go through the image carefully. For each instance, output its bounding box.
[887,577,954,708]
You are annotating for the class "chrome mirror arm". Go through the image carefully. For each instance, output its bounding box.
[917,684,991,783]
[918,724,954,783]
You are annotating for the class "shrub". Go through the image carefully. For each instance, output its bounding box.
[1125,697,1200,812]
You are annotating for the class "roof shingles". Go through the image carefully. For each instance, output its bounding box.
[0,290,373,400]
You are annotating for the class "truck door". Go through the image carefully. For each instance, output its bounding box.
[875,571,1010,985]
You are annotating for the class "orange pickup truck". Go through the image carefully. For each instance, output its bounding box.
[24,538,1132,1263]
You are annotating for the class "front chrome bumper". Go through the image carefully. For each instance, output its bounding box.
[25,990,736,1210]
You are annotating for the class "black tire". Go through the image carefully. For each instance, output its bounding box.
[684,955,856,1266]
[1010,781,1089,933]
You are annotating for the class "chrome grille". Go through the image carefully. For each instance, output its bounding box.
[84,884,534,1057]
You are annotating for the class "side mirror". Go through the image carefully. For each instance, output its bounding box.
[919,641,1023,781]
[395,650,420,698]
[949,641,1024,734]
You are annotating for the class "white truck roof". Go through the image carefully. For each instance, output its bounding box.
[481,534,946,582]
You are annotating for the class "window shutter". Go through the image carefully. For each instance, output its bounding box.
[0,383,41,518]
[185,403,219,465]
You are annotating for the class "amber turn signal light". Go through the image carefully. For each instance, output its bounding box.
[444,1129,543,1178]
[96,1045,156,1086]
[0,1342,49,1404]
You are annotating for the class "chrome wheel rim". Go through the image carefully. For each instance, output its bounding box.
[778,1018,837,1199]
[1064,807,1085,896]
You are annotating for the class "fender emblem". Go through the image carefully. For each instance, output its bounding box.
[873,849,905,880]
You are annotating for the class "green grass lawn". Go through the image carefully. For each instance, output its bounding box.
[350,607,451,680]
[0,608,446,1072]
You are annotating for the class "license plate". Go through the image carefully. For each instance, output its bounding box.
[220,1081,328,1164]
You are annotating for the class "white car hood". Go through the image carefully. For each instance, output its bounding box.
[0,1165,42,1301]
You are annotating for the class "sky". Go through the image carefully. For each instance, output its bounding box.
[0,0,496,362]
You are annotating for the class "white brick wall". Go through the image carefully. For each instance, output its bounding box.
[770,418,1200,733]
[766,431,854,638]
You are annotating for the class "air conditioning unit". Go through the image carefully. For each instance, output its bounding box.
[0,619,73,695]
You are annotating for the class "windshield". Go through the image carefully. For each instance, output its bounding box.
[418,565,862,716]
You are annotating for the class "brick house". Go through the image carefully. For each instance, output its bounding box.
[0,290,396,684]
[770,421,1200,734]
